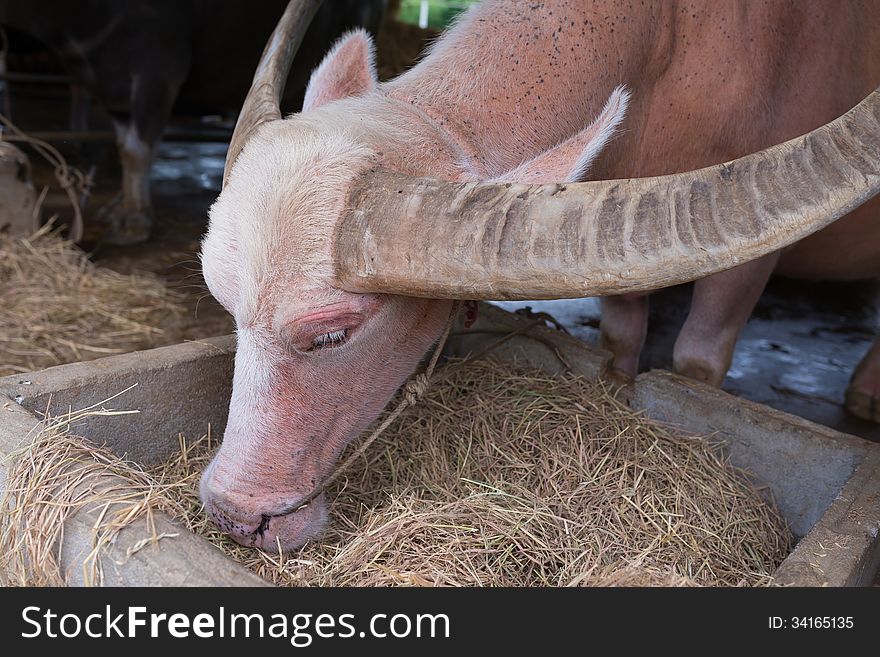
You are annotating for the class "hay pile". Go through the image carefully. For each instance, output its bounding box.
[0,405,178,586]
[0,225,184,376]
[0,360,792,587]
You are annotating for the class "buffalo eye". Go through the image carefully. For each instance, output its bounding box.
[310,328,348,351]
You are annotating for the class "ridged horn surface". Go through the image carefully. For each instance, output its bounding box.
[332,87,880,300]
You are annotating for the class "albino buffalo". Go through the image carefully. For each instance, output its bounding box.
[200,0,880,550]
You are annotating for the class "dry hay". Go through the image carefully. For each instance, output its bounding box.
[0,393,189,586]
[0,359,792,587]
[0,225,184,376]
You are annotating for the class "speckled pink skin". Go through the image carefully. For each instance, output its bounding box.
[202,0,880,551]
[383,0,880,399]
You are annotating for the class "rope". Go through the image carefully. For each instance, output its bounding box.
[0,111,91,242]
[270,300,463,518]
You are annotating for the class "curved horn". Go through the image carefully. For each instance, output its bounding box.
[223,0,322,187]
[333,87,880,300]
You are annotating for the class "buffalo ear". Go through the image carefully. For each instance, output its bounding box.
[495,86,630,184]
[303,29,378,111]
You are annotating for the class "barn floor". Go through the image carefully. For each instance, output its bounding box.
[23,136,880,445]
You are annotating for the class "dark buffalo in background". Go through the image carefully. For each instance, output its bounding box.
[0,0,387,243]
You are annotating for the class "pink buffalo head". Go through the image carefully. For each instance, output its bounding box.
[198,25,462,549]
[198,14,629,550]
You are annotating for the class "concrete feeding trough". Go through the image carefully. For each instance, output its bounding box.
[1,304,878,586]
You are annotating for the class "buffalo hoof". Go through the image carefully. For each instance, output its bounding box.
[672,357,727,388]
[98,196,152,245]
[845,342,880,423]
[845,383,880,423]
[604,366,634,387]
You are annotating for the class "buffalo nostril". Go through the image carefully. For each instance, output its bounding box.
[207,501,274,546]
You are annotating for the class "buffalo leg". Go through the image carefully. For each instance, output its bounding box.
[69,83,90,132]
[599,293,649,379]
[673,254,779,386]
[846,338,880,423]
[103,75,182,245]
